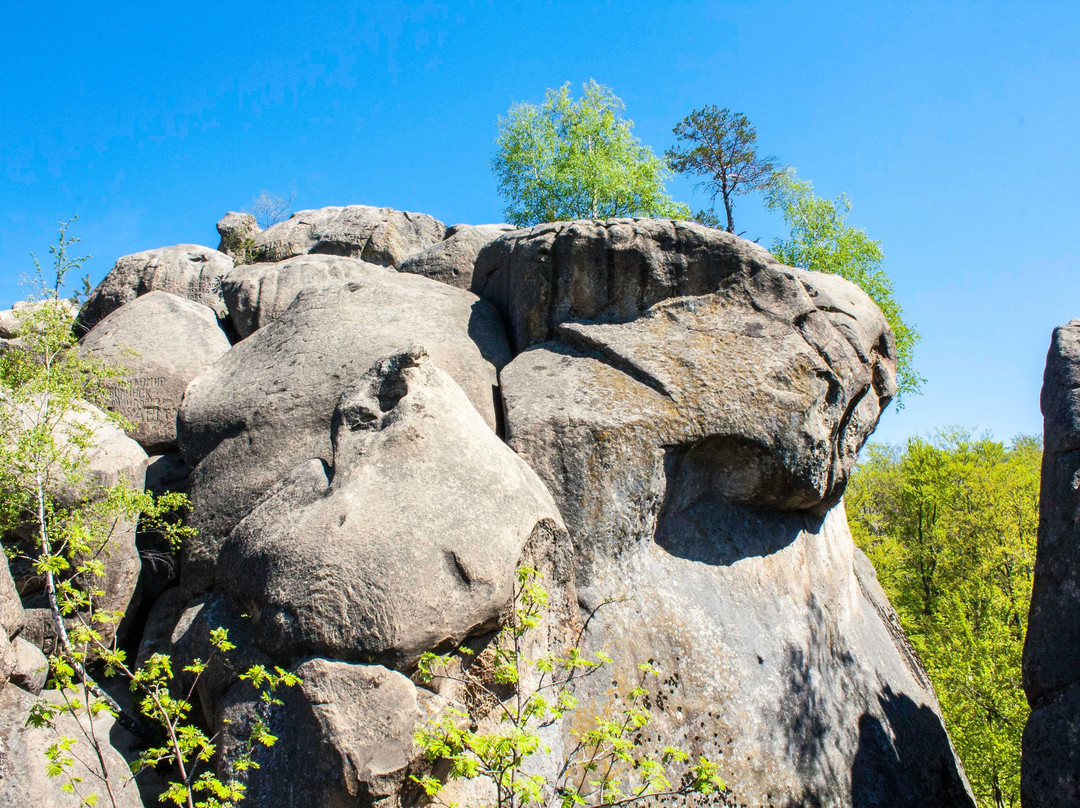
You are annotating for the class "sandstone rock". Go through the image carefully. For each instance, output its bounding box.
[217,658,429,808]
[248,205,446,266]
[78,244,231,332]
[1022,319,1080,803]
[0,299,80,339]
[398,223,516,289]
[0,560,23,640]
[176,275,511,591]
[216,211,260,256]
[3,400,146,646]
[77,291,231,453]
[0,685,143,808]
[220,254,385,339]
[0,633,14,687]
[217,346,565,667]
[144,453,190,496]
[9,637,47,694]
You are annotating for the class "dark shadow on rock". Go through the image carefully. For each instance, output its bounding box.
[654,446,825,566]
[850,686,974,808]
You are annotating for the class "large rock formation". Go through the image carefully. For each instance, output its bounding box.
[1023,319,1080,805]
[77,291,232,452]
[243,205,446,266]
[176,269,512,591]
[0,211,976,808]
[78,244,231,332]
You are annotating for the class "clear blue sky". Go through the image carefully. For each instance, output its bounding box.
[3,1,1078,445]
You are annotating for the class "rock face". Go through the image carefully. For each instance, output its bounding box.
[77,291,232,452]
[217,659,429,808]
[0,685,143,808]
[217,346,564,667]
[216,211,260,256]
[16,210,973,808]
[220,254,384,339]
[78,244,231,332]
[1023,319,1080,804]
[398,223,516,289]
[481,220,970,805]
[246,205,446,266]
[176,271,511,590]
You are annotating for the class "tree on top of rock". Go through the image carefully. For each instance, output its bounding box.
[665,105,778,234]
[491,80,691,226]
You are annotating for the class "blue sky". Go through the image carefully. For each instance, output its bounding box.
[3,1,1078,445]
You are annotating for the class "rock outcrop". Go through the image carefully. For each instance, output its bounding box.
[0,209,977,808]
[244,205,446,266]
[1023,319,1080,804]
[220,254,385,339]
[398,223,516,289]
[77,291,231,452]
[176,270,511,591]
[78,244,231,332]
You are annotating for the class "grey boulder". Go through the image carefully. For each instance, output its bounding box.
[0,685,143,808]
[78,244,231,332]
[220,254,385,339]
[217,658,430,808]
[218,346,565,667]
[77,291,231,453]
[9,638,47,694]
[216,211,260,256]
[176,274,511,591]
[398,223,516,289]
[247,205,446,266]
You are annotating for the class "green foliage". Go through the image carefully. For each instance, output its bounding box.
[764,169,923,402]
[3,222,297,808]
[413,567,729,807]
[665,106,778,234]
[491,81,691,226]
[847,431,1040,808]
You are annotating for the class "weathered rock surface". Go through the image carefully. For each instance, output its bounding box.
[398,223,516,289]
[9,637,47,695]
[1023,319,1080,804]
[217,658,429,808]
[78,244,231,332]
[220,254,385,338]
[0,685,143,808]
[77,291,231,452]
[0,299,80,339]
[247,205,446,266]
[0,560,23,641]
[176,274,511,590]
[218,346,565,667]
[216,211,260,256]
[3,400,146,646]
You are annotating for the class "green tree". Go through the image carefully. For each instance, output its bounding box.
[2,221,296,808]
[847,431,1040,808]
[491,81,691,226]
[665,106,778,234]
[413,567,729,807]
[765,169,923,401]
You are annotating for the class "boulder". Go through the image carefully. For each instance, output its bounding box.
[217,346,565,667]
[216,211,260,256]
[3,399,146,646]
[247,205,446,266]
[0,560,23,641]
[176,273,511,591]
[77,291,232,453]
[78,244,231,332]
[1022,319,1080,802]
[220,254,385,339]
[216,659,430,808]
[488,221,969,804]
[0,299,80,339]
[0,684,143,808]
[9,637,47,694]
[398,223,516,289]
